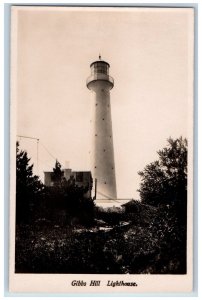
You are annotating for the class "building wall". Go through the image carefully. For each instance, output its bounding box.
[44,169,92,197]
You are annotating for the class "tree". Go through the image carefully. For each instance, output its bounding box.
[138,137,187,208]
[51,160,64,187]
[16,141,43,223]
[138,137,188,273]
[45,161,94,225]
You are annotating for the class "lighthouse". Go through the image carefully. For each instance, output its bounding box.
[87,56,117,200]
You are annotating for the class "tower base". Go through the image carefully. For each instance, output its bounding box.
[94,199,132,208]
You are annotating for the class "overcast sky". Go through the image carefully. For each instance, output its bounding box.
[13,6,193,199]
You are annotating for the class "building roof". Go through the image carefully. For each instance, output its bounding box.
[90,61,110,68]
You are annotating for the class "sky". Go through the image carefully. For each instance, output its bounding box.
[13,6,193,199]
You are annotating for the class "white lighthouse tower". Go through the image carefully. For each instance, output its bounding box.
[87,56,117,200]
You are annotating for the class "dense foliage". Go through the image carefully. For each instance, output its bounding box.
[16,145,94,225]
[51,159,63,187]
[44,160,95,226]
[15,201,186,274]
[138,137,187,208]
[16,141,44,224]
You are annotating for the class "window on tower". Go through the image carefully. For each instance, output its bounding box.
[91,62,109,75]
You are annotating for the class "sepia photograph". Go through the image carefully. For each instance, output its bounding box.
[9,5,194,293]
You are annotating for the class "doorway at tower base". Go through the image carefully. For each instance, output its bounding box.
[94,199,132,208]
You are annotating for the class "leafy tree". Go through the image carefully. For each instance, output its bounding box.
[138,137,187,208]
[51,160,63,187]
[137,137,188,273]
[16,141,43,223]
[63,182,93,225]
[45,161,94,226]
